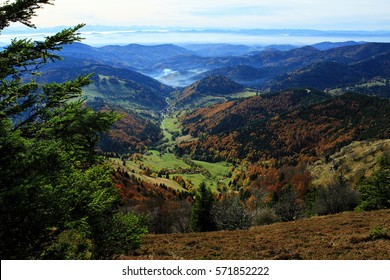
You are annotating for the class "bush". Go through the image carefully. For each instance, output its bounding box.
[43,229,93,260]
[252,208,281,226]
[212,194,252,230]
[97,213,148,258]
[150,200,192,234]
[369,226,389,240]
[273,185,303,221]
[314,176,360,215]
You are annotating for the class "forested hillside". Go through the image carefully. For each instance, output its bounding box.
[37,62,173,154]
[179,91,390,163]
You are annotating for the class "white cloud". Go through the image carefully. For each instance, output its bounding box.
[28,0,390,30]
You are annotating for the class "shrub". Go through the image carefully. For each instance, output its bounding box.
[273,185,303,221]
[369,226,389,240]
[150,200,192,234]
[252,208,281,226]
[314,176,360,215]
[97,212,148,258]
[43,229,93,260]
[212,194,252,230]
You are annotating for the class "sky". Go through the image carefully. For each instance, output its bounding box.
[27,0,390,30]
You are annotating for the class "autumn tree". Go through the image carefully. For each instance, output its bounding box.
[0,0,147,259]
[212,193,251,230]
[314,176,360,215]
[272,184,303,221]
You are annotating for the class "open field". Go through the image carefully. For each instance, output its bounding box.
[162,115,182,134]
[122,209,390,260]
[230,90,258,99]
[125,150,232,190]
[161,115,181,143]
[142,150,191,170]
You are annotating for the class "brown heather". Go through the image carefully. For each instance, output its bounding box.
[121,209,390,260]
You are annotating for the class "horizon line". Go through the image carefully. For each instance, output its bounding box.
[4,24,390,33]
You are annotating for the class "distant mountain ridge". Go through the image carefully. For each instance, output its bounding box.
[47,41,390,92]
[310,41,365,50]
[58,42,194,70]
[194,65,269,86]
[152,42,390,89]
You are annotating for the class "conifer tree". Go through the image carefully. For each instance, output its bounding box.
[0,0,147,259]
[357,155,390,211]
[191,182,216,232]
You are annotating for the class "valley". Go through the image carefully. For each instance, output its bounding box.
[119,98,235,192]
[15,37,390,256]
[53,41,390,221]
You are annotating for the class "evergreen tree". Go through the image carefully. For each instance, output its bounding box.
[191,182,216,232]
[0,0,147,259]
[357,155,390,211]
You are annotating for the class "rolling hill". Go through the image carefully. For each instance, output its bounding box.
[309,139,390,189]
[36,62,175,153]
[272,52,390,90]
[181,89,330,136]
[182,44,259,57]
[154,42,390,91]
[58,42,194,69]
[176,75,246,108]
[195,65,270,87]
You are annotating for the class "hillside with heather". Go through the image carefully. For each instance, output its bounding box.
[123,209,390,260]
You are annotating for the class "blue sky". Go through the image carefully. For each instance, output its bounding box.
[28,0,390,30]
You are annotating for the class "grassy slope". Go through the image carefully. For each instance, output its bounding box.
[123,210,390,260]
[310,139,390,188]
[177,90,258,110]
